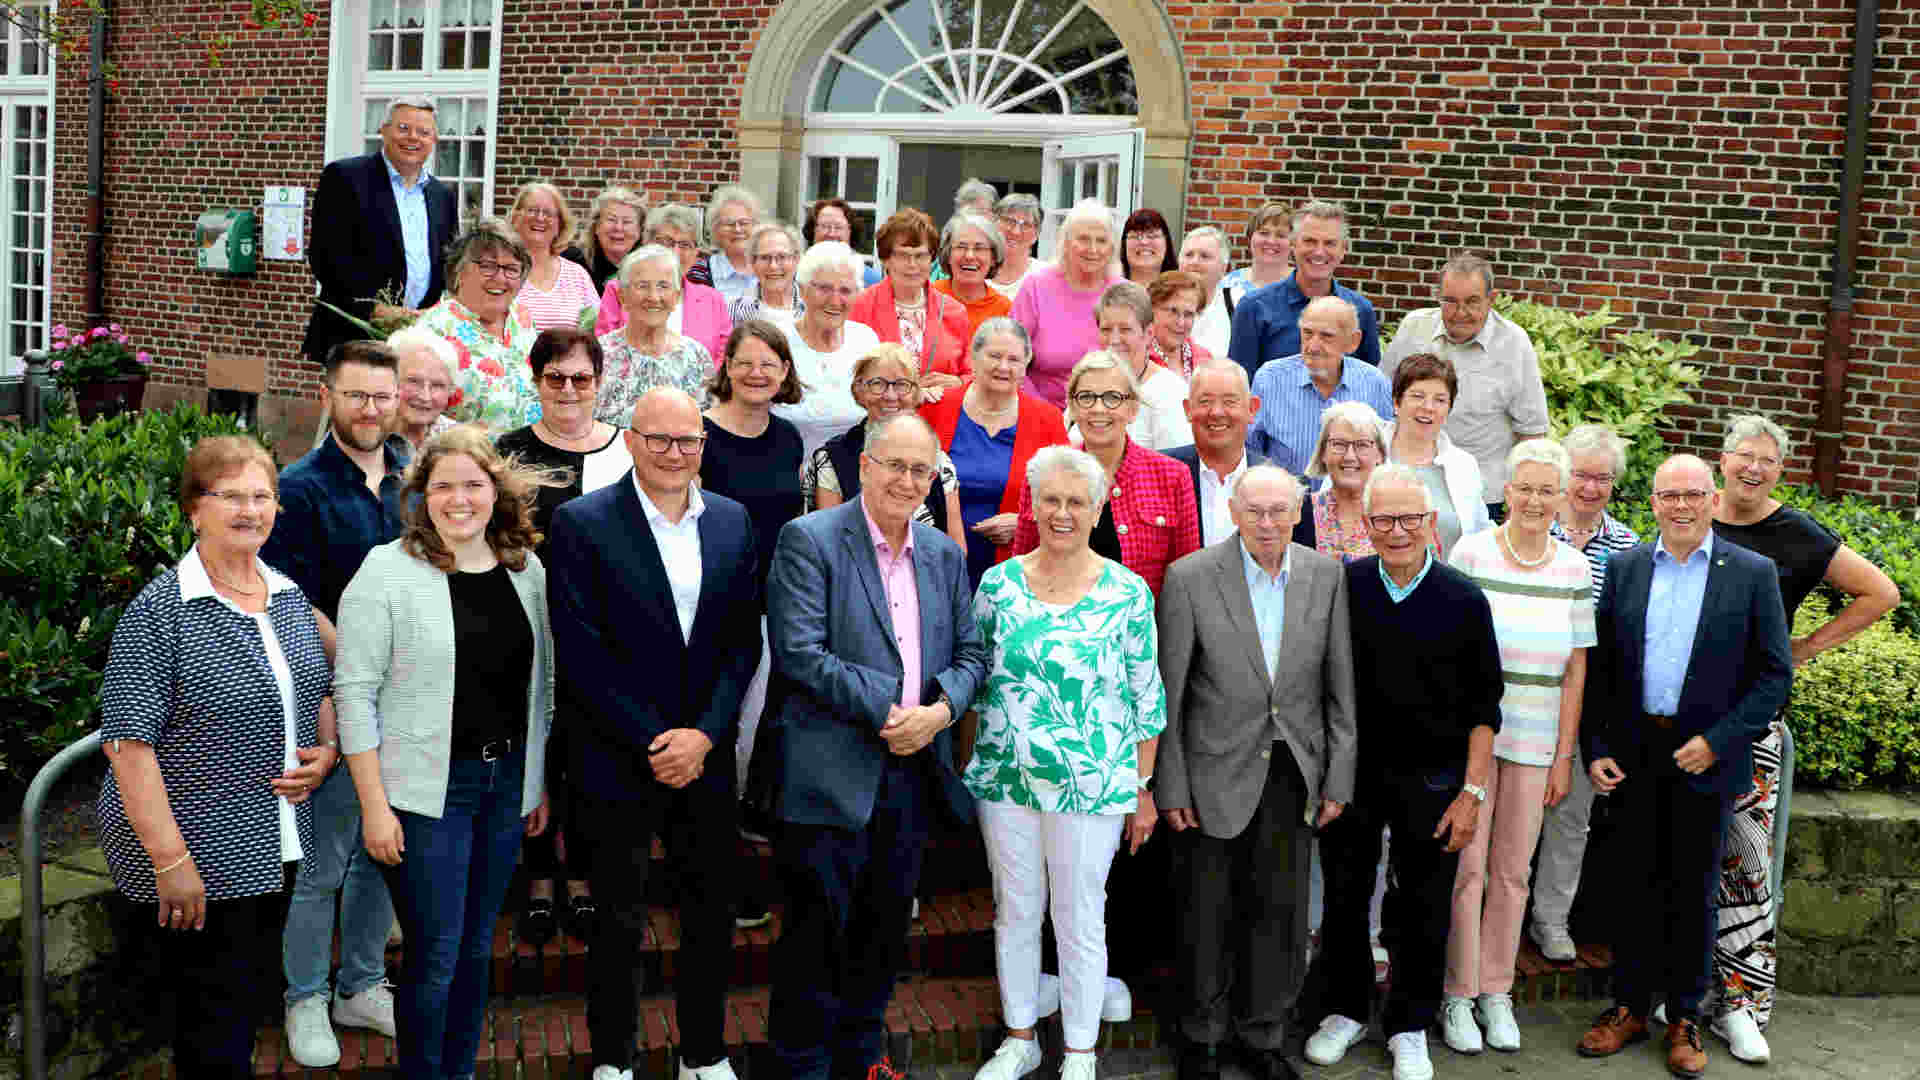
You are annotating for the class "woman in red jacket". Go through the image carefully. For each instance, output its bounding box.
[851,208,973,394]
[920,317,1069,589]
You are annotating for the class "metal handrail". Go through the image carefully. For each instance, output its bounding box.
[1772,722,1796,922]
[19,731,103,1080]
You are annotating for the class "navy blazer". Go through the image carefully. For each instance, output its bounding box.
[767,499,989,831]
[302,151,457,363]
[1160,444,1315,549]
[1584,536,1792,797]
[545,474,764,800]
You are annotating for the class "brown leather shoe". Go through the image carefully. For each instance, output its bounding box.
[1578,1005,1650,1057]
[1666,1017,1709,1077]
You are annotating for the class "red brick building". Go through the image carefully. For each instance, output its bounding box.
[34,0,1920,501]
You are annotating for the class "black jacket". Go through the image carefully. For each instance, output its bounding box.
[301,152,457,363]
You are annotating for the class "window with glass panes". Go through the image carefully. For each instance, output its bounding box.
[0,3,51,375]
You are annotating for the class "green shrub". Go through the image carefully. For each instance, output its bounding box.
[1776,485,1920,638]
[0,406,252,777]
[1786,597,1920,789]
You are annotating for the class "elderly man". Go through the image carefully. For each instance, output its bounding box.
[385,325,458,453]
[1180,226,1233,359]
[1225,200,1381,380]
[1158,466,1356,1080]
[1305,464,1502,1080]
[1577,455,1792,1078]
[767,415,989,1080]
[1381,254,1549,521]
[1246,296,1395,478]
[302,97,457,365]
[1163,363,1267,545]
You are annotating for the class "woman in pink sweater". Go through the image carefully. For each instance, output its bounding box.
[1010,198,1122,408]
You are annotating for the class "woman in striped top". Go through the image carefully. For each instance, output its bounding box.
[509,182,600,331]
[1439,438,1596,1055]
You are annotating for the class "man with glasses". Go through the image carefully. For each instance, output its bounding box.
[302,96,457,366]
[1305,464,1502,1080]
[261,340,409,1067]
[1576,455,1791,1078]
[546,387,766,1080]
[766,414,988,1080]
[1381,253,1549,523]
[1247,296,1395,478]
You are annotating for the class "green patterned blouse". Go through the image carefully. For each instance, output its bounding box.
[964,557,1167,815]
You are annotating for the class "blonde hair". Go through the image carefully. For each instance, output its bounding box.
[400,425,548,573]
[509,182,577,256]
[582,185,648,265]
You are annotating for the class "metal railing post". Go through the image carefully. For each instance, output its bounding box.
[20,731,103,1080]
[1771,722,1796,923]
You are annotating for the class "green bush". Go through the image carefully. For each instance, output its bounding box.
[1786,597,1920,789]
[0,406,252,777]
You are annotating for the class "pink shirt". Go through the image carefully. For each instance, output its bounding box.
[862,497,922,709]
[516,258,600,331]
[1010,262,1122,408]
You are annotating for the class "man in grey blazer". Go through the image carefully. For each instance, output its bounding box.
[765,415,989,1080]
[1157,465,1357,1080]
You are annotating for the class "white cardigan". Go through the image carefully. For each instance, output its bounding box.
[334,540,553,817]
[1383,422,1494,539]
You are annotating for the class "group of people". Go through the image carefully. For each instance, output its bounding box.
[91,95,1906,1080]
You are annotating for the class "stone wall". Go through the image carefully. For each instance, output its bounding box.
[1780,789,1920,995]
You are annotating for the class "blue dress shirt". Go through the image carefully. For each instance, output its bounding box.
[1247,354,1396,476]
[1379,548,1435,604]
[383,153,434,309]
[1242,542,1290,679]
[1642,530,1714,715]
[1225,272,1382,380]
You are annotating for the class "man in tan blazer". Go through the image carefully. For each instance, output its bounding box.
[1157,465,1358,1080]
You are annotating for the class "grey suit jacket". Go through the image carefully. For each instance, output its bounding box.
[1156,535,1357,840]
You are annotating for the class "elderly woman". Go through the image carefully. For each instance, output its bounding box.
[1145,270,1215,381]
[509,182,600,331]
[420,222,541,433]
[850,208,972,385]
[338,426,553,1079]
[1385,352,1493,555]
[803,197,883,286]
[1014,351,1199,597]
[1088,282,1191,450]
[729,222,807,329]
[568,185,647,293]
[1300,400,1390,562]
[1121,208,1179,288]
[808,343,967,549]
[931,211,1013,339]
[1219,202,1292,305]
[595,245,714,425]
[1439,439,1594,1056]
[387,324,460,453]
[991,193,1042,300]
[968,445,1167,1080]
[920,317,1069,587]
[595,203,734,360]
[687,184,764,305]
[1012,198,1124,408]
[774,241,882,458]
[97,435,337,1075]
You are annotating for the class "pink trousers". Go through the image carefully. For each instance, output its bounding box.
[1445,758,1550,997]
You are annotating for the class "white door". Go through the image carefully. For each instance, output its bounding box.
[1038,129,1142,260]
[800,133,897,265]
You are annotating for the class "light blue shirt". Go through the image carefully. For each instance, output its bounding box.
[706,250,757,307]
[1242,542,1290,679]
[1246,354,1396,477]
[383,152,433,309]
[1379,548,1434,604]
[1642,530,1714,715]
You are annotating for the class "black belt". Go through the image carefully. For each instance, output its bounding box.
[457,737,516,762]
[1645,713,1675,730]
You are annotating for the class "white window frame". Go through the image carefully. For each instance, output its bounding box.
[0,2,53,377]
[1038,130,1141,259]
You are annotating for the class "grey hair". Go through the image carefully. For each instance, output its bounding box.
[1561,423,1629,478]
[1026,445,1109,507]
[747,221,805,260]
[704,184,763,245]
[970,316,1031,362]
[1722,413,1792,460]
[794,241,866,288]
[384,96,435,124]
[867,413,940,459]
[940,211,1005,278]
[1181,224,1231,263]
[1230,464,1304,509]
[1065,349,1142,406]
[1305,400,1388,479]
[1291,198,1349,243]
[1506,437,1572,492]
[1096,281,1153,330]
[994,192,1041,225]
[584,185,648,264]
[1061,198,1115,247]
[1186,360,1251,398]
[1362,462,1433,516]
[444,220,529,286]
[954,178,999,212]
[646,202,703,242]
[616,244,684,288]
[1441,251,1495,295]
[385,324,459,381]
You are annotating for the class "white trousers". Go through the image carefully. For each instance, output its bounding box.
[734,617,772,794]
[978,800,1125,1049]
[1531,747,1596,930]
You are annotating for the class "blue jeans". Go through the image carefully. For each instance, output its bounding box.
[283,764,395,1003]
[380,751,528,1079]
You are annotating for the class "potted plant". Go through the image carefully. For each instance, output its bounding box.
[46,323,153,422]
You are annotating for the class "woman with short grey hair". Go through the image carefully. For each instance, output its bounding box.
[594,203,734,359]
[418,222,540,431]
[1011,198,1124,407]
[775,241,884,457]
[730,222,807,329]
[594,244,713,425]
[687,184,765,306]
[1091,281,1191,450]
[1303,401,1390,563]
[933,211,1012,340]
[991,193,1043,301]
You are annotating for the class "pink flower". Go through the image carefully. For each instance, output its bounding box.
[115,334,129,345]
[49,359,62,371]
[136,350,152,365]
[89,326,109,339]
[51,323,67,338]
[109,324,122,334]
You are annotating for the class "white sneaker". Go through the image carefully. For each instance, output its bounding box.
[1476,992,1521,1052]
[1712,1008,1771,1064]
[593,1068,635,1080]
[1037,973,1062,1018]
[1304,1015,1367,1066]
[1440,994,1483,1054]
[1059,1051,1098,1080]
[974,1036,1044,1080]
[285,995,340,1068]
[1652,1002,1668,1026]
[1102,976,1132,1022]
[332,980,397,1038]
[1528,921,1575,962]
[680,1056,739,1080]
[1387,1031,1434,1080]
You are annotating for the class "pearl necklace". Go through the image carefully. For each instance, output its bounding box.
[1498,524,1554,569]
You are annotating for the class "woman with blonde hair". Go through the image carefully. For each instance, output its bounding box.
[508,181,599,331]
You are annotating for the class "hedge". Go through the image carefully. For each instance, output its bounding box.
[1786,597,1920,789]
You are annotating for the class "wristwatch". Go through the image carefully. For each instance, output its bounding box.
[1461,782,1487,803]
[934,690,955,726]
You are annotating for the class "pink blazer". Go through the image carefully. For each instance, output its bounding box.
[595,279,734,364]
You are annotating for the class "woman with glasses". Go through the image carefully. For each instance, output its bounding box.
[931,211,1013,340]
[1384,352,1492,557]
[730,223,807,330]
[1121,208,1179,289]
[990,194,1042,301]
[422,223,542,433]
[851,208,972,389]
[1299,401,1390,563]
[684,184,765,306]
[567,185,647,294]
[595,204,734,362]
[1088,282,1191,451]
[1145,270,1214,382]
[508,182,600,332]
[802,197,882,287]
[776,241,883,459]
[596,245,713,425]
[808,343,966,549]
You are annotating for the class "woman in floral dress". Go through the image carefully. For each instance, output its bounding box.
[594,244,712,425]
[419,223,542,433]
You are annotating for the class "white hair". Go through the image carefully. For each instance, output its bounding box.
[385,324,458,381]
[1181,224,1230,262]
[1230,464,1304,508]
[1061,198,1115,247]
[747,221,805,260]
[1026,445,1108,507]
[616,244,683,288]
[1722,413,1792,459]
[1305,401,1388,479]
[954,178,999,212]
[794,241,866,288]
[704,184,763,245]
[645,203,702,239]
[1506,437,1572,492]
[1362,462,1433,516]
[940,211,1006,275]
[1561,423,1629,478]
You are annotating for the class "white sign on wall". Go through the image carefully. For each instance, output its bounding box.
[263,186,306,261]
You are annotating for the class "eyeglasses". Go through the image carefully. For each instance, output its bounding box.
[541,371,597,390]
[1440,296,1490,313]
[1238,505,1296,523]
[866,454,936,484]
[716,217,757,232]
[384,121,436,139]
[1071,390,1135,410]
[1509,484,1562,502]
[337,390,397,410]
[729,357,787,375]
[858,377,918,397]
[1159,306,1198,323]
[472,260,523,281]
[996,216,1035,232]
[1572,470,1616,487]
[204,489,278,510]
[889,250,934,265]
[1726,449,1781,470]
[1654,489,1713,507]
[652,236,700,253]
[637,432,706,455]
[1367,513,1430,533]
[1325,438,1378,458]
[951,243,995,258]
[753,251,796,264]
[519,207,559,220]
[601,215,640,230]
[401,375,451,394]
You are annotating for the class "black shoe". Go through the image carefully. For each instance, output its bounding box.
[1179,1042,1224,1080]
[517,896,557,947]
[1234,1043,1299,1080]
[564,892,598,941]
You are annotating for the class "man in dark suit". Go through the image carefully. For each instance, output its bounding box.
[1158,466,1356,1080]
[1576,454,1792,1079]
[547,388,765,1080]
[766,414,989,1080]
[1162,362,1265,546]
[302,96,458,364]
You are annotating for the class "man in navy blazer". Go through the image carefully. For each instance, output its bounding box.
[765,414,988,1080]
[1576,454,1791,1077]
[302,96,457,364]
[547,388,764,1080]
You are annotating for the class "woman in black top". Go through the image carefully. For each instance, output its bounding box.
[805,342,968,548]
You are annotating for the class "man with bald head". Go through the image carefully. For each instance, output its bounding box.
[766,415,988,1080]
[1164,363,1272,546]
[1576,454,1790,1078]
[1157,465,1355,1080]
[1246,296,1395,478]
[547,387,765,1080]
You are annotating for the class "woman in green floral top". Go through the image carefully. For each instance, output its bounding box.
[419,224,541,433]
[965,445,1165,1080]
